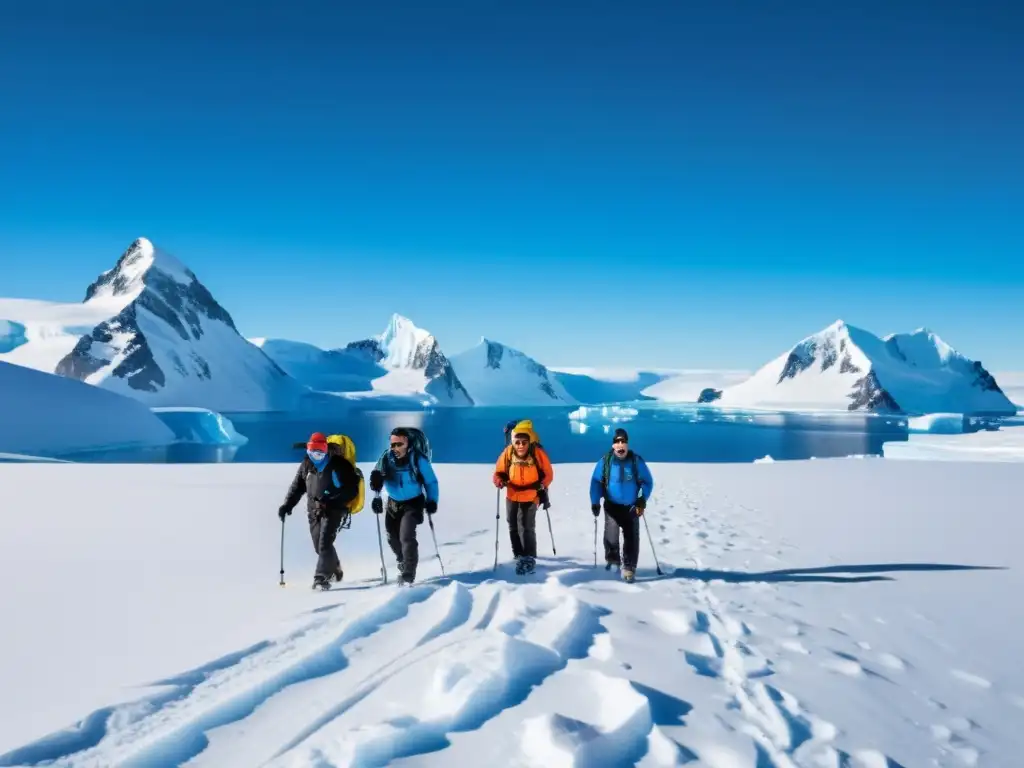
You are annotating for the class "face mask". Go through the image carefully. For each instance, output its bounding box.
[307,449,327,462]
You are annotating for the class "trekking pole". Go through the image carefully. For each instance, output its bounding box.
[427,514,446,577]
[593,517,598,567]
[544,506,556,556]
[493,488,500,571]
[279,518,286,586]
[641,513,664,576]
[374,492,388,584]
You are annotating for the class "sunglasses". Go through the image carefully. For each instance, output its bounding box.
[613,438,627,444]
[512,437,529,443]
[390,441,407,449]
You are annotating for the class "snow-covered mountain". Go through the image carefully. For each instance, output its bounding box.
[256,314,473,406]
[716,320,1016,415]
[449,339,575,406]
[0,237,306,412]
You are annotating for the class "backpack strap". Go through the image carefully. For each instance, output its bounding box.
[601,451,612,488]
[410,450,425,486]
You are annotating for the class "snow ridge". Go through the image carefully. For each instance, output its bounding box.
[449,338,575,406]
[718,320,1015,415]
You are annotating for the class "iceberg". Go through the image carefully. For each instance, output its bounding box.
[151,408,249,446]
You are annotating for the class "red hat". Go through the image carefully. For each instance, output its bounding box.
[307,432,328,451]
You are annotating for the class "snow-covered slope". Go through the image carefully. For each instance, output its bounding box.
[0,238,306,412]
[449,338,575,406]
[716,320,1016,415]
[640,369,753,402]
[552,367,680,403]
[1,459,1021,766]
[250,337,382,394]
[0,359,174,456]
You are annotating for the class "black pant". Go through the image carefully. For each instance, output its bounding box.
[506,499,537,559]
[309,508,343,579]
[603,501,640,570]
[386,495,424,577]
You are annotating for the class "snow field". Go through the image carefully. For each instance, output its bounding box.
[0,460,1021,767]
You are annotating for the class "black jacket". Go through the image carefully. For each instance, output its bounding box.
[282,454,360,517]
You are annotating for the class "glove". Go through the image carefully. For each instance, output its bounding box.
[634,496,646,510]
[369,469,384,493]
[537,487,550,510]
[493,471,508,489]
[371,496,383,515]
[591,503,600,518]
[425,499,437,515]
[278,504,291,521]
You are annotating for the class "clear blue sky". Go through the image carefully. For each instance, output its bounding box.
[1,0,1022,370]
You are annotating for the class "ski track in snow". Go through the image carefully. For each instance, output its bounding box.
[0,482,1012,768]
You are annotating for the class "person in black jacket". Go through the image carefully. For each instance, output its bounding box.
[278,432,360,589]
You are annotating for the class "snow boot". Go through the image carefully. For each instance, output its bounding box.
[622,569,635,583]
[514,556,526,576]
[605,561,620,572]
[334,566,344,583]
[398,573,415,587]
[312,575,331,591]
[524,556,536,575]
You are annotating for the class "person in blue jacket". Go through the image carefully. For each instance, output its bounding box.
[589,428,655,582]
[369,427,439,585]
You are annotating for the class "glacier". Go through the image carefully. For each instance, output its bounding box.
[0,359,175,457]
[0,320,27,354]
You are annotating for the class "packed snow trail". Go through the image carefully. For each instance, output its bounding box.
[0,461,1021,767]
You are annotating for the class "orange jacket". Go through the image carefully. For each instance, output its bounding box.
[494,443,554,502]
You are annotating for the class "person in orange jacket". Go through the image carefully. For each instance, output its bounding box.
[493,419,553,575]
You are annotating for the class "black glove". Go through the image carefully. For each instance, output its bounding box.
[537,488,550,510]
[278,504,291,521]
[371,496,383,515]
[591,503,600,517]
[425,499,437,515]
[369,469,384,493]
[634,496,646,510]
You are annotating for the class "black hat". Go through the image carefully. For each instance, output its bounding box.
[613,428,628,442]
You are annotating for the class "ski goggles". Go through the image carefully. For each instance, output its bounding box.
[307,448,327,461]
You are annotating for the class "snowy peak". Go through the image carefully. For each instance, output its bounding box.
[449,338,575,406]
[84,238,197,304]
[719,320,1015,415]
[50,238,301,411]
[341,315,473,405]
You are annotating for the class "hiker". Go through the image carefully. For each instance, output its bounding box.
[368,427,439,585]
[493,419,553,575]
[278,432,361,589]
[589,428,654,583]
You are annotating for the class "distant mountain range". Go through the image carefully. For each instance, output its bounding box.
[0,238,1018,416]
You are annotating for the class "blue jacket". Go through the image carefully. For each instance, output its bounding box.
[589,451,654,507]
[381,452,439,503]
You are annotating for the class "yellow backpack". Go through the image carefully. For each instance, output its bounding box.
[325,434,365,514]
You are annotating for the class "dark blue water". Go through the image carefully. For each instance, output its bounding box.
[44,404,923,464]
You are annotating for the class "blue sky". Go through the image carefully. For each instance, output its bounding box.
[1,0,1022,370]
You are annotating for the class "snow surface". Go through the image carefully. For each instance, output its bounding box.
[716,320,1016,415]
[884,423,1024,462]
[0,298,127,371]
[1,459,1021,767]
[0,359,175,456]
[449,338,575,405]
[151,407,249,446]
